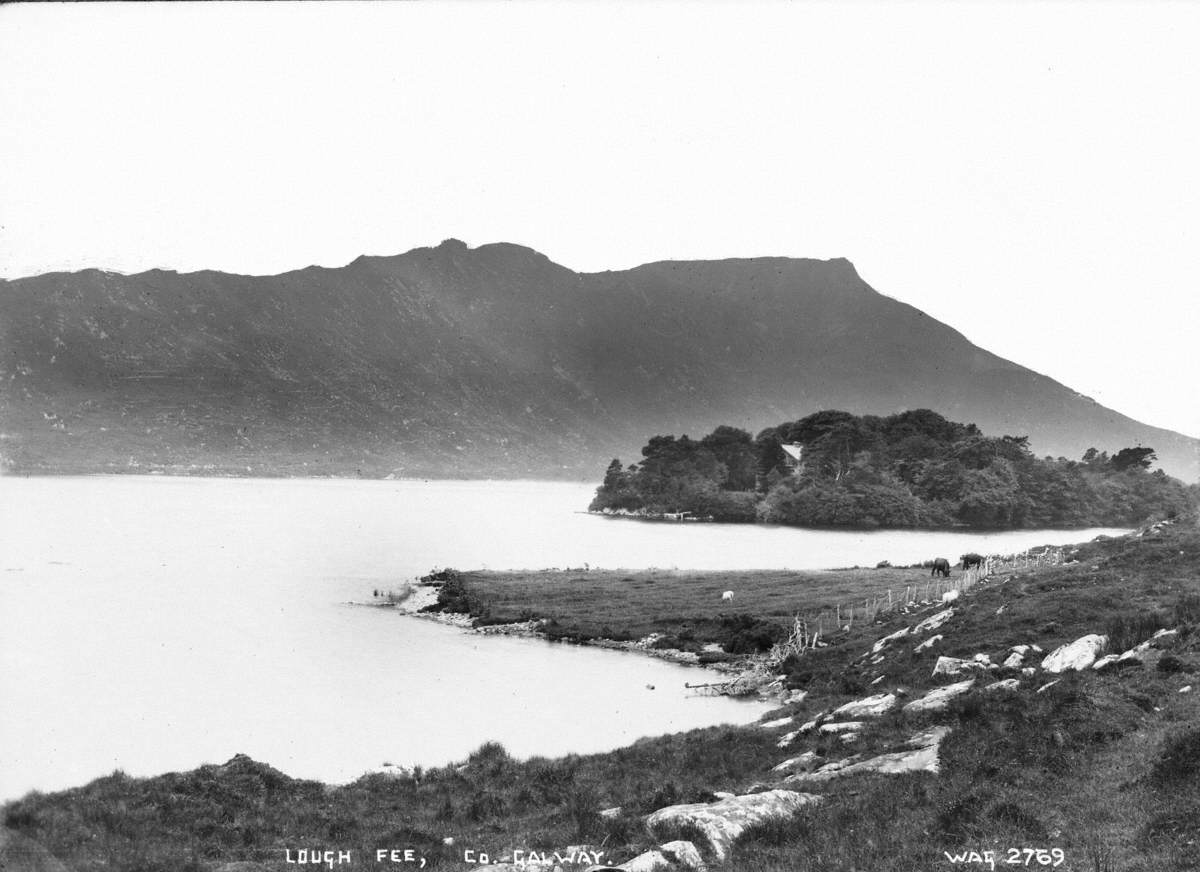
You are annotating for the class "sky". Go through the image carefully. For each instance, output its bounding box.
[1,1,1198,438]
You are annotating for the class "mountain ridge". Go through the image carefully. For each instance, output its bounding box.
[1,240,1196,482]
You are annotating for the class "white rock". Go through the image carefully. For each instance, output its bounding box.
[1021,667,1036,676]
[600,806,623,820]
[759,716,794,730]
[1091,654,1120,671]
[932,656,986,677]
[798,718,821,734]
[786,727,951,782]
[1180,685,1192,694]
[1036,680,1060,694]
[870,675,886,686]
[914,634,943,653]
[1002,651,1025,669]
[832,693,898,718]
[776,729,801,749]
[771,751,819,773]
[903,678,976,713]
[645,790,822,862]
[984,679,1020,693]
[1041,635,1107,673]
[818,721,864,734]
[870,626,911,655]
[1010,645,1031,654]
[914,608,955,634]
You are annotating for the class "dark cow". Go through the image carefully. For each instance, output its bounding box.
[930,558,951,578]
[960,553,984,570]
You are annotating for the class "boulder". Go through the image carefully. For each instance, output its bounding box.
[776,729,801,749]
[645,790,822,862]
[818,721,864,734]
[615,840,706,872]
[870,626,911,655]
[831,692,898,718]
[1091,654,1120,671]
[984,678,1020,693]
[914,608,955,634]
[785,727,951,782]
[903,678,976,713]
[932,656,987,678]
[1002,650,1025,669]
[914,634,943,653]
[771,750,819,773]
[759,716,794,730]
[1041,635,1107,673]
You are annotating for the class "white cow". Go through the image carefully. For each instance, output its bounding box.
[721,590,735,602]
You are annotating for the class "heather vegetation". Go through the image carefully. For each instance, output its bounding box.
[590,409,1195,528]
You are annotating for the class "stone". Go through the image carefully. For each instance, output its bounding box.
[1036,680,1060,694]
[779,689,808,705]
[903,678,976,713]
[798,718,822,734]
[984,678,1020,693]
[759,716,794,730]
[600,806,623,819]
[1180,685,1193,694]
[645,790,822,862]
[914,634,943,653]
[871,626,912,655]
[1091,654,1120,671]
[771,750,819,773]
[1041,635,1107,673]
[831,692,898,718]
[776,729,801,749]
[914,608,955,634]
[1002,651,1025,669]
[1021,667,1036,676]
[818,721,864,733]
[932,656,986,678]
[784,727,951,782]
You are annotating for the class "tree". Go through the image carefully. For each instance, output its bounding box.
[1110,446,1157,472]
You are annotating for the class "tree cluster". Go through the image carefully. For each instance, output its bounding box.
[590,409,1194,529]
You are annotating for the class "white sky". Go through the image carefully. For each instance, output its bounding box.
[2,1,1198,438]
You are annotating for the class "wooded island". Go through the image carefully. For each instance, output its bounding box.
[590,409,1195,528]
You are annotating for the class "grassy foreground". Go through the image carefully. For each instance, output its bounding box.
[5,521,1200,871]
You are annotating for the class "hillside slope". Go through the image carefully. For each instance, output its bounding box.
[1,239,1195,480]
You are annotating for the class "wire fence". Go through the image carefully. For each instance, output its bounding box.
[758,545,1068,668]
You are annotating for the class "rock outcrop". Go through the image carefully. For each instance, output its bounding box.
[903,678,976,713]
[831,692,898,718]
[785,727,952,782]
[1041,634,1107,673]
[645,790,822,862]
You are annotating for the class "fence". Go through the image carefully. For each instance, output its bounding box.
[757,545,1067,668]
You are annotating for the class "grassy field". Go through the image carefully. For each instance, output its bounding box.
[6,520,1200,872]
[426,565,941,651]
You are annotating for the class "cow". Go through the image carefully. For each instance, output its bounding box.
[960,553,984,570]
[721,590,735,602]
[930,558,951,578]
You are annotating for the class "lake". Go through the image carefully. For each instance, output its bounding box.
[0,476,1130,800]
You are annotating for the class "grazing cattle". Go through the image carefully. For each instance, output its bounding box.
[930,558,951,578]
[721,590,735,602]
[960,553,984,570]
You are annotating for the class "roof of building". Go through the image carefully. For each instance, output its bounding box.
[781,443,804,462]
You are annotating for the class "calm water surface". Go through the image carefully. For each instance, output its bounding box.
[0,476,1129,799]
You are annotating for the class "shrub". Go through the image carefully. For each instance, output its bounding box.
[1157,655,1186,675]
[1150,728,1200,784]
